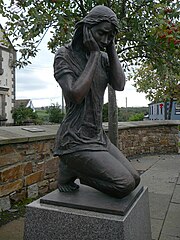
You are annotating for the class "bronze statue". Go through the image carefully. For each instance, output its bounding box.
[53,5,140,198]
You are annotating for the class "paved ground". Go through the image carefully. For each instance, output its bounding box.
[131,154,180,240]
[0,154,179,240]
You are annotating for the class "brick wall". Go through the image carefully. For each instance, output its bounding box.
[0,123,179,211]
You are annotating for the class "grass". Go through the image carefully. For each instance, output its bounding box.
[0,198,33,227]
[36,110,49,122]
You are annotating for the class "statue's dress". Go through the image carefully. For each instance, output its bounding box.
[54,44,110,156]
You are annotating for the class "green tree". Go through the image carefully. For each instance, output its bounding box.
[128,113,144,121]
[47,103,65,123]
[0,1,179,69]
[12,104,38,125]
[129,5,180,119]
[132,63,180,119]
[103,105,148,122]
[118,107,148,122]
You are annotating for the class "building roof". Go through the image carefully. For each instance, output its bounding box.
[15,99,31,109]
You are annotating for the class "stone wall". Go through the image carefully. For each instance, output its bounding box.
[0,140,59,211]
[0,122,179,211]
[118,125,179,157]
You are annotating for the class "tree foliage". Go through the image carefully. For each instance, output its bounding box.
[128,112,144,121]
[132,63,180,102]
[118,106,148,122]
[130,3,180,102]
[103,103,148,122]
[12,104,39,125]
[47,103,65,123]
[0,0,179,71]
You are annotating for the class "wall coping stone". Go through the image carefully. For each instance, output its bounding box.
[0,120,179,145]
[103,120,180,130]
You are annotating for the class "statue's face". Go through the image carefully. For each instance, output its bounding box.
[91,21,115,50]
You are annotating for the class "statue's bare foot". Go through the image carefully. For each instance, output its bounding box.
[58,182,79,192]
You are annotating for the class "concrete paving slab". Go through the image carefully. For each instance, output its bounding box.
[142,169,178,183]
[141,175,176,195]
[0,217,24,240]
[130,156,160,172]
[140,156,180,195]
[151,156,180,173]
[160,203,180,238]
[151,218,164,240]
[172,184,180,204]
[160,234,180,240]
[177,175,180,185]
[148,192,171,219]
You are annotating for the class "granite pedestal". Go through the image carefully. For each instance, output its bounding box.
[24,185,152,240]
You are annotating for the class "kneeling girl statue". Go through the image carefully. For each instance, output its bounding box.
[53,5,140,198]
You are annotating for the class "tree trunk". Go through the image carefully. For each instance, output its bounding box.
[61,93,66,114]
[108,84,118,146]
[167,98,173,120]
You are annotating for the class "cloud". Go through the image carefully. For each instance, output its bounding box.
[17,70,51,91]
[117,80,150,107]
[103,81,150,108]
[15,32,63,106]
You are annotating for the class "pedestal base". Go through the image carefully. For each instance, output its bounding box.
[24,185,152,240]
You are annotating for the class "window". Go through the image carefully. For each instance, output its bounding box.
[9,53,13,68]
[175,103,180,115]
[157,105,159,115]
[0,50,3,75]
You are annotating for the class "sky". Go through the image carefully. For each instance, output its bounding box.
[1,15,150,109]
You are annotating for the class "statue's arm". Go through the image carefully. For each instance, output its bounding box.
[106,42,125,91]
[54,27,101,104]
[56,51,100,104]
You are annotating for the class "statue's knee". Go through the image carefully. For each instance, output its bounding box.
[134,173,140,187]
[127,170,140,189]
[124,175,136,193]
[111,178,135,198]
[114,175,136,197]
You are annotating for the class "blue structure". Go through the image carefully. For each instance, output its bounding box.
[149,101,180,120]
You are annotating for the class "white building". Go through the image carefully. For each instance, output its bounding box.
[0,24,16,125]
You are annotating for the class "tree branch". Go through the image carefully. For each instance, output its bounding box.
[35,27,50,48]
[127,0,150,18]
[105,0,112,8]
[74,0,86,16]
[120,54,150,63]
[120,0,127,19]
[117,44,147,54]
